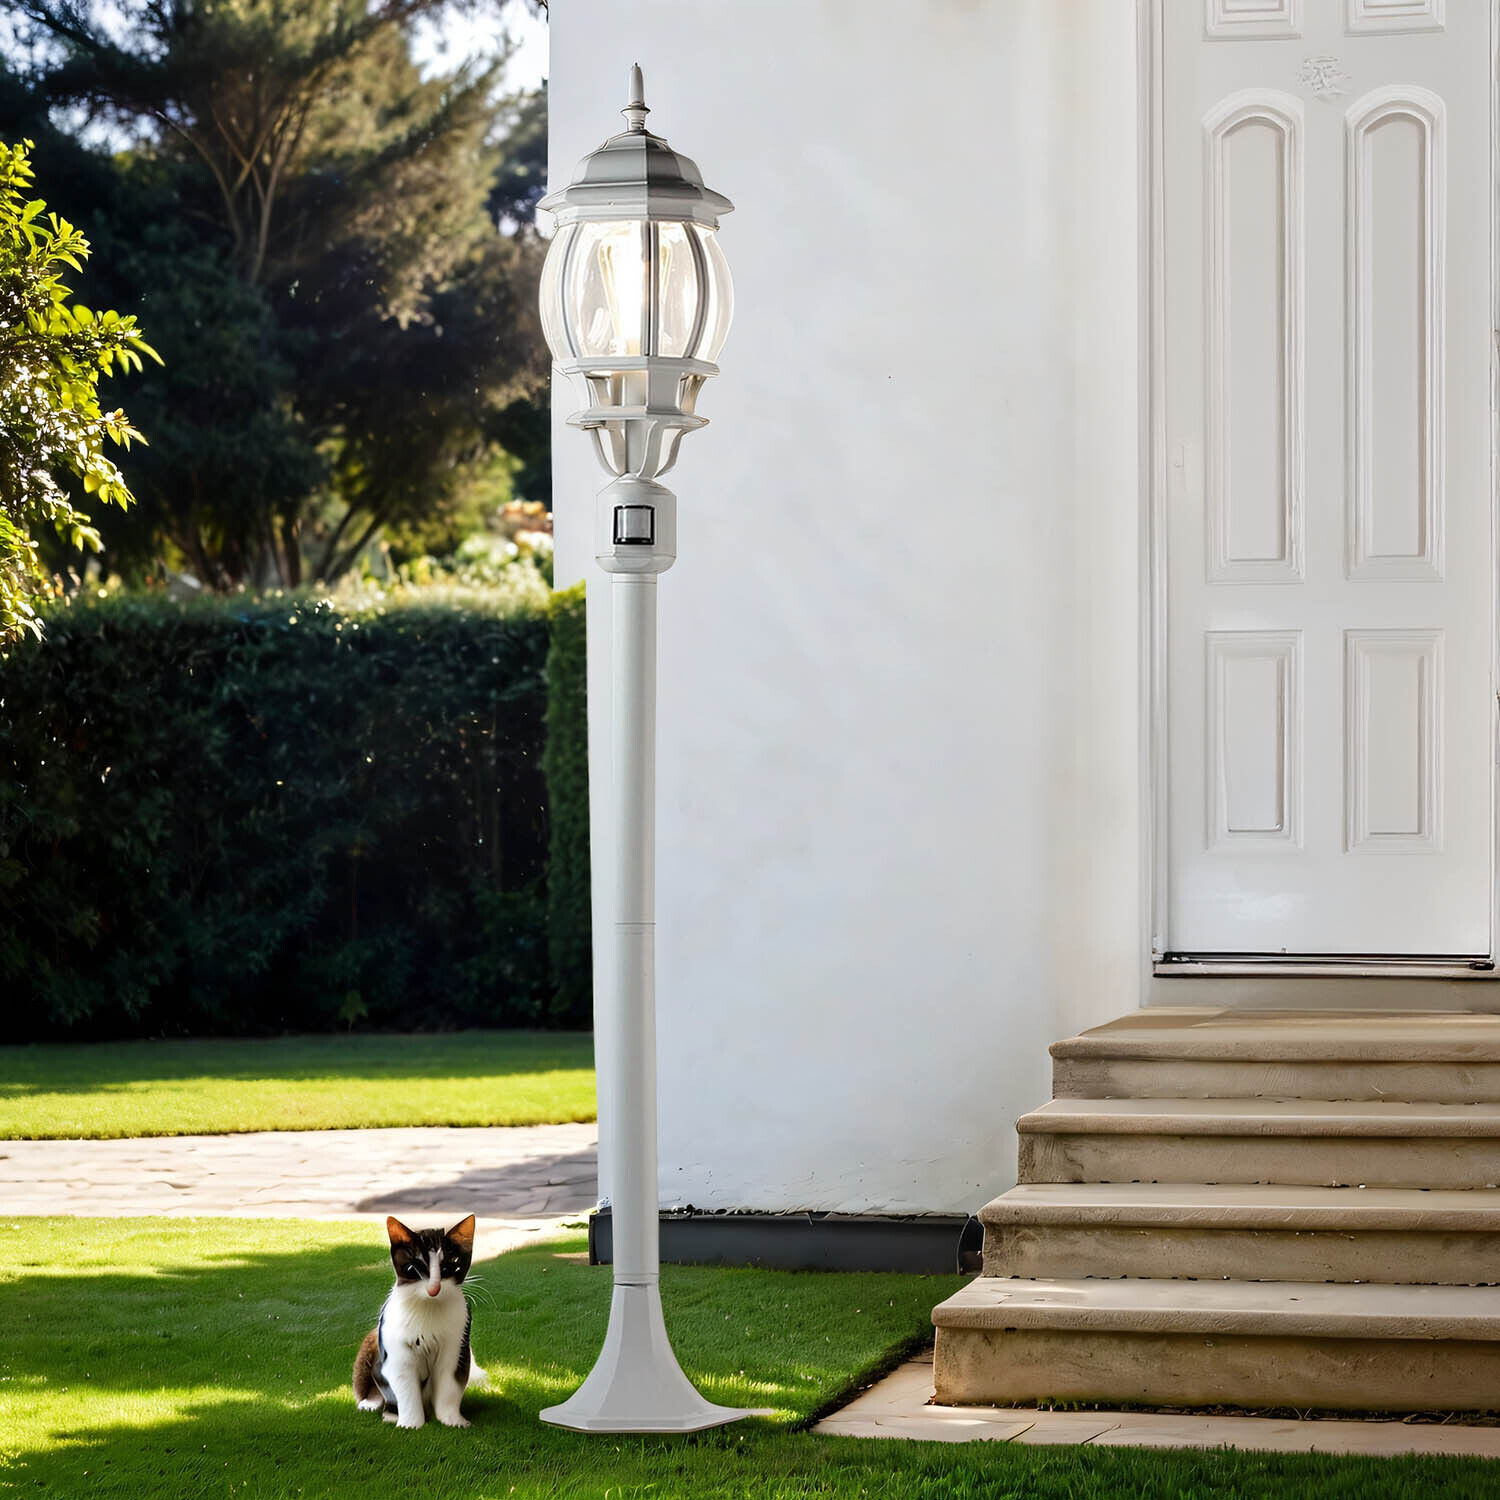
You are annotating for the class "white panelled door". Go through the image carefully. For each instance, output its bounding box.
[1164,0,1493,957]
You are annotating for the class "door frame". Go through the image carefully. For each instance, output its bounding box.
[1135,0,1500,977]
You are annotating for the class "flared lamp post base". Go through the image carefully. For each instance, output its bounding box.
[539,1282,759,1434]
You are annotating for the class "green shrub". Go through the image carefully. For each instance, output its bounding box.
[544,581,591,1024]
[0,587,579,1037]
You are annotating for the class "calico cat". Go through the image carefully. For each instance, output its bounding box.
[352,1214,485,1428]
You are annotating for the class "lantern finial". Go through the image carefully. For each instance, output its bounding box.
[622,64,649,132]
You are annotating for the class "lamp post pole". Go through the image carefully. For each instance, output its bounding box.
[536,69,750,1436]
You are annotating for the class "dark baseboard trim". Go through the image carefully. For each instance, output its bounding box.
[588,1209,982,1274]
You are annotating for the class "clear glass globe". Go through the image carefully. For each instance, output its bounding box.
[540,218,733,366]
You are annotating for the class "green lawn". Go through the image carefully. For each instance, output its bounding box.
[0,1219,1492,1499]
[0,1031,596,1138]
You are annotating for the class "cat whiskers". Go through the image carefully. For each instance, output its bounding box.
[461,1273,497,1310]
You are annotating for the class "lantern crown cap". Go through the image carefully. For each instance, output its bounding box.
[537,64,733,228]
[623,64,649,132]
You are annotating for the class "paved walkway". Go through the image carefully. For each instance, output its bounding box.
[0,1124,598,1253]
[815,1355,1500,1459]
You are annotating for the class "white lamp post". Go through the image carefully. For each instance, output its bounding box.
[536,66,749,1436]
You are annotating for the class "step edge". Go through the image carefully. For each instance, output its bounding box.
[1019,1103,1500,1138]
[977,1200,1500,1232]
[1052,1039,1500,1064]
[931,1305,1500,1340]
[931,1285,1500,1341]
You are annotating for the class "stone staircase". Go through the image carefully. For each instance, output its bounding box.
[931,1007,1500,1411]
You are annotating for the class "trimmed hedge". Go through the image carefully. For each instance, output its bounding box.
[544,582,591,1025]
[0,587,589,1037]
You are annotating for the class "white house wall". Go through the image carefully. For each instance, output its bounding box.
[549,0,1142,1214]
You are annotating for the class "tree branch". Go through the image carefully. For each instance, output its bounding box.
[315,502,360,581]
[327,509,391,583]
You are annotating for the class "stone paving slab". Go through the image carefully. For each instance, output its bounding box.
[0,1124,598,1254]
[813,1357,1500,1458]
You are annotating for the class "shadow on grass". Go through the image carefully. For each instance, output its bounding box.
[0,1221,959,1497]
[0,1228,638,1496]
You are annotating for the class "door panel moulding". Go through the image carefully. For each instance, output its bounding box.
[1203,90,1306,584]
[1345,87,1446,582]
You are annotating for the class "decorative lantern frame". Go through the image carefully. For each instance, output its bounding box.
[535,67,750,1436]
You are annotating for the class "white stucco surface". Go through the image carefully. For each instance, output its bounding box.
[549,0,1142,1214]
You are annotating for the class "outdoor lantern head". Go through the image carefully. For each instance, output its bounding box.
[538,65,734,484]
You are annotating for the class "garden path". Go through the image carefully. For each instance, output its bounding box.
[0,1123,598,1254]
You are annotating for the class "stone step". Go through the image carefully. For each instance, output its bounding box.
[1018,1098,1500,1189]
[1053,1009,1500,1103]
[931,1277,1500,1410]
[1055,1055,1500,1103]
[981,1182,1500,1284]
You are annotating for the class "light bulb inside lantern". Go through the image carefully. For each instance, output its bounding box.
[555,221,650,359]
[595,223,647,356]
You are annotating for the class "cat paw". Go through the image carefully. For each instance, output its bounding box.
[382,1412,398,1424]
[356,1397,384,1412]
[396,1415,426,1430]
[437,1412,471,1429]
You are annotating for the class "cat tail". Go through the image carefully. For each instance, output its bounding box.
[353,1328,384,1408]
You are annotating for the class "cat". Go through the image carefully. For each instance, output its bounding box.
[352,1214,485,1429]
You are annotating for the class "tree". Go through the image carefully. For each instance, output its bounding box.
[263,16,548,581]
[8,2,548,588]
[16,0,479,286]
[0,138,156,640]
[488,80,545,228]
[95,213,325,589]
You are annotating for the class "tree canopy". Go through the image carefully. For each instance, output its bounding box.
[0,138,156,641]
[3,0,549,589]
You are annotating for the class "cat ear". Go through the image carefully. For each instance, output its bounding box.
[447,1214,475,1254]
[386,1216,415,1247]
